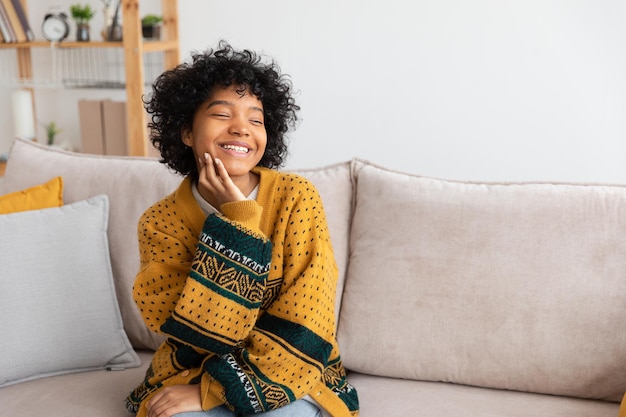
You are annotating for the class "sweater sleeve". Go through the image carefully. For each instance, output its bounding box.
[198,181,341,414]
[160,203,273,354]
[132,198,198,333]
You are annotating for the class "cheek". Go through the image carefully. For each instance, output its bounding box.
[258,132,268,151]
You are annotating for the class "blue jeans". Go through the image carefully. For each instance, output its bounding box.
[174,399,321,417]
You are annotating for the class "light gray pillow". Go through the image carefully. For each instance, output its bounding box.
[3,138,182,350]
[0,195,140,387]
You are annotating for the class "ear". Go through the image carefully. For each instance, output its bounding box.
[181,127,193,147]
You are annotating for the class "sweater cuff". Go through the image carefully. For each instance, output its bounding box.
[220,200,264,235]
[200,373,225,411]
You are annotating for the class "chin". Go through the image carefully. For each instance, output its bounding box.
[223,163,254,177]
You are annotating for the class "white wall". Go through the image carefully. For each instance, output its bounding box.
[2,0,625,182]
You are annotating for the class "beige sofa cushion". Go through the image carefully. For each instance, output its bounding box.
[3,139,353,348]
[338,159,626,401]
[291,162,353,321]
[0,351,152,417]
[3,139,181,350]
[348,373,619,417]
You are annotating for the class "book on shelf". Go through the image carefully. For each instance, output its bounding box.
[0,0,33,43]
[0,0,25,42]
[10,0,33,41]
[0,1,15,42]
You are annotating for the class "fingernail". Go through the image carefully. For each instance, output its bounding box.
[204,152,210,160]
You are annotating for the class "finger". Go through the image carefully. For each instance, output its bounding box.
[214,158,246,201]
[213,158,231,183]
[147,395,172,417]
[198,156,207,170]
[203,152,212,174]
[203,153,220,184]
[197,155,206,179]
[213,158,238,195]
[199,153,218,190]
[146,394,166,417]
[146,391,161,411]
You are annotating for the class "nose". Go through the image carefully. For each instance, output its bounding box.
[228,117,249,137]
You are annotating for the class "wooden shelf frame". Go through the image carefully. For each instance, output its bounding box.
[6,0,180,156]
[0,39,179,50]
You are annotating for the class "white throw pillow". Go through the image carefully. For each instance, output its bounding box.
[0,195,140,387]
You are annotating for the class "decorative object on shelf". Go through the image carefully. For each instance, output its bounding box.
[2,0,181,157]
[141,14,162,40]
[11,90,35,141]
[41,9,69,42]
[99,0,111,40]
[42,121,62,146]
[100,0,121,41]
[70,3,95,42]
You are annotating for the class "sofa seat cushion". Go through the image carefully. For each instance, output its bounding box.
[349,373,619,417]
[0,350,152,417]
[339,159,626,401]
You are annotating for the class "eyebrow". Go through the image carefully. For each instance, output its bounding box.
[206,100,264,113]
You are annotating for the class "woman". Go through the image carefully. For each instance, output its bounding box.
[126,41,359,417]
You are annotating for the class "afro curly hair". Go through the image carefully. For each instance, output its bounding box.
[144,40,300,179]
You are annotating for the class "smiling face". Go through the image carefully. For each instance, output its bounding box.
[182,85,267,190]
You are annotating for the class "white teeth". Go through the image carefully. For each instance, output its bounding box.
[221,144,249,153]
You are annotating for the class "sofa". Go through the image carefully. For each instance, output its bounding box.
[0,137,624,417]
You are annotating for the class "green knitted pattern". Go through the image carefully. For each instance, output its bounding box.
[161,214,272,354]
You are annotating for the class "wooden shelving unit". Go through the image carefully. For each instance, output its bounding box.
[2,0,180,156]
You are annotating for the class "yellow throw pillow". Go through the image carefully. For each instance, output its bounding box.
[0,176,64,214]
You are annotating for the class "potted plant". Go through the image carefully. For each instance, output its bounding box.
[70,3,95,41]
[141,14,162,40]
[42,121,62,146]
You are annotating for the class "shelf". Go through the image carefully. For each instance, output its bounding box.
[1,47,166,89]
[2,0,180,157]
[0,39,179,52]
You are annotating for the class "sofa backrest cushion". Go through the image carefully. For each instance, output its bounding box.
[337,158,626,401]
[290,162,353,322]
[3,139,354,348]
[3,139,181,350]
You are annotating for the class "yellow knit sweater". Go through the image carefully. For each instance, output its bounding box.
[127,167,359,417]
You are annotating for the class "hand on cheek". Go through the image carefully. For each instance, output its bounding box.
[197,152,246,208]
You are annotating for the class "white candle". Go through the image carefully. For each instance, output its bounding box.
[12,90,35,140]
